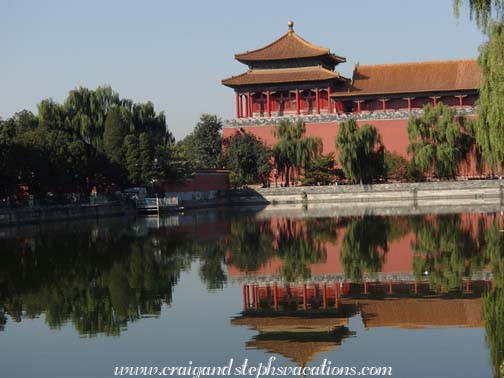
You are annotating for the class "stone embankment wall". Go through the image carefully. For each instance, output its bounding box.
[0,203,134,227]
[229,180,504,209]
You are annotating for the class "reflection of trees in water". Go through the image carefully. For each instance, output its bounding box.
[483,220,504,378]
[409,214,485,291]
[225,220,275,273]
[275,218,338,282]
[340,216,408,282]
[0,221,193,336]
[224,217,339,282]
[196,242,228,291]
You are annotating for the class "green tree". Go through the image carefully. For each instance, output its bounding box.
[223,131,272,187]
[454,0,504,30]
[336,119,385,184]
[407,103,471,179]
[103,107,129,164]
[272,119,322,187]
[476,22,504,172]
[384,151,408,181]
[302,153,337,186]
[184,114,223,169]
[124,135,141,185]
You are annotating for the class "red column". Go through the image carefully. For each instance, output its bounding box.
[316,89,320,114]
[381,99,387,111]
[296,89,300,115]
[251,284,257,308]
[364,281,368,294]
[432,96,437,107]
[273,283,278,310]
[466,280,470,293]
[236,93,240,118]
[266,91,271,117]
[238,94,242,118]
[334,283,339,308]
[389,280,393,295]
[414,281,418,295]
[407,97,411,111]
[322,283,327,309]
[303,284,307,310]
[458,95,464,107]
[255,285,259,309]
[243,285,249,310]
[355,100,361,113]
[245,93,250,117]
[327,87,332,113]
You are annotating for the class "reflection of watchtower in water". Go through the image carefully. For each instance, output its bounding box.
[234,280,487,367]
[241,279,491,311]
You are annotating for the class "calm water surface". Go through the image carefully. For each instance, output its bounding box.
[0,208,503,378]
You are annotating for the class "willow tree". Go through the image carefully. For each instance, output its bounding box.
[454,1,504,172]
[454,0,504,30]
[407,103,470,179]
[336,119,385,184]
[272,119,322,186]
[477,22,504,172]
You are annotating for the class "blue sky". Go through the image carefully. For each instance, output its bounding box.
[1,0,484,139]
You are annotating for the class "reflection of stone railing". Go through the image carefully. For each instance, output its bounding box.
[230,271,494,285]
[223,107,477,128]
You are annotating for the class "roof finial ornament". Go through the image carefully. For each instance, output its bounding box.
[287,20,294,33]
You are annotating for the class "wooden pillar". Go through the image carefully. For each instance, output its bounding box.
[364,281,368,294]
[273,283,278,310]
[354,100,362,113]
[322,283,327,309]
[245,92,250,117]
[334,283,339,308]
[389,280,393,295]
[255,285,260,309]
[303,283,308,310]
[457,95,466,107]
[381,98,388,111]
[267,90,271,117]
[238,94,242,118]
[327,87,332,113]
[243,285,249,310]
[316,88,320,114]
[414,281,418,295]
[251,284,257,308]
[466,280,470,293]
[236,93,240,118]
[296,89,300,115]
[431,96,439,107]
[407,97,411,111]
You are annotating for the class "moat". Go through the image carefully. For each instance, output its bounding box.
[0,207,502,377]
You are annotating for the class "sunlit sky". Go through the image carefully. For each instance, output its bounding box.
[1,0,484,139]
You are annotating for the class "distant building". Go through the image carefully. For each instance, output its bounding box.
[222,21,481,177]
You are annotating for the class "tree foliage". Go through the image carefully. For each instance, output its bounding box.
[0,86,177,197]
[336,119,385,184]
[179,114,223,169]
[384,151,408,181]
[477,22,504,171]
[454,0,504,30]
[301,153,338,186]
[272,119,322,187]
[223,130,272,187]
[407,103,472,179]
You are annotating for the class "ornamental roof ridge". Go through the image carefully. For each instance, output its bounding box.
[354,58,478,69]
[234,21,345,64]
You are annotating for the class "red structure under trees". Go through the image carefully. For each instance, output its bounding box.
[221,21,482,177]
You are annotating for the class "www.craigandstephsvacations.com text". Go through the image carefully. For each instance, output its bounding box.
[113,358,393,377]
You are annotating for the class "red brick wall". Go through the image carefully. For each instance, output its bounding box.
[223,117,483,176]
